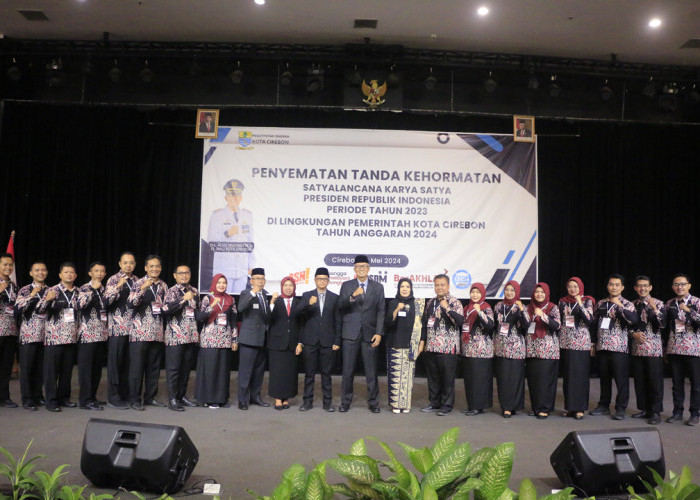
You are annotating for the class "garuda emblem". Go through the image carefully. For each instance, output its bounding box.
[361,79,387,108]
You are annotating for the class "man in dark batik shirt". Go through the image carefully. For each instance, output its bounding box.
[0,253,19,408]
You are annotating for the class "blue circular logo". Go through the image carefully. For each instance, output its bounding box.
[452,270,472,289]
[437,133,450,144]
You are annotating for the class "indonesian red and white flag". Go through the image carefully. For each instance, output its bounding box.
[6,231,16,285]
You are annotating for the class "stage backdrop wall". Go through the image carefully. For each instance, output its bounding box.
[199,126,537,298]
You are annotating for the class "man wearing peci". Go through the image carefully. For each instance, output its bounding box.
[207,179,254,295]
[298,267,341,412]
[337,255,385,413]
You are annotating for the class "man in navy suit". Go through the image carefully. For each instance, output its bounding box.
[236,267,270,410]
[337,255,385,413]
[298,267,340,412]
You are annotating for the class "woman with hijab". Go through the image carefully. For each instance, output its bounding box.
[268,277,301,410]
[493,280,526,418]
[385,278,425,414]
[558,277,595,420]
[460,283,495,416]
[524,282,561,419]
[195,274,237,408]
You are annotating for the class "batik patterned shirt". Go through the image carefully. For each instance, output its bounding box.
[460,308,494,358]
[421,294,464,355]
[593,297,638,353]
[15,284,47,344]
[127,277,166,342]
[105,272,138,337]
[77,282,109,343]
[197,295,238,348]
[493,302,526,359]
[558,298,594,351]
[0,280,18,337]
[630,297,665,357]
[524,305,561,359]
[162,283,199,346]
[665,295,700,357]
[44,283,79,346]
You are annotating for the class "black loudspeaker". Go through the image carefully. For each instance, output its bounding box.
[550,427,665,496]
[81,418,199,494]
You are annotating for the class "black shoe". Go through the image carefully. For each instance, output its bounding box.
[323,404,335,413]
[589,406,610,416]
[527,411,536,417]
[180,397,198,407]
[686,415,699,426]
[299,402,313,411]
[47,405,61,412]
[338,405,349,412]
[107,400,129,410]
[79,402,103,411]
[420,405,439,413]
[23,403,37,411]
[612,410,626,420]
[0,399,18,408]
[94,400,107,406]
[168,399,184,412]
[574,412,584,420]
[250,398,270,407]
[464,409,483,416]
[632,411,650,419]
[667,413,683,423]
[648,414,661,425]
[502,411,512,418]
[37,398,45,406]
[59,399,77,408]
[369,405,380,414]
[238,402,248,410]
[536,412,549,420]
[130,402,144,411]
[437,407,451,416]
[145,399,166,407]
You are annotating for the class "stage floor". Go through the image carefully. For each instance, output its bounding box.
[1,371,697,498]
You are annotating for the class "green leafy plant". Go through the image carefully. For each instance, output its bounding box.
[0,441,43,500]
[628,466,700,500]
[34,464,70,500]
[248,427,575,500]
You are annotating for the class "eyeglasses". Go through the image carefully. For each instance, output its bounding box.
[673,283,689,287]
[315,277,329,281]
[175,271,191,275]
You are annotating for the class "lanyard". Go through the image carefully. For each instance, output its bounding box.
[61,288,74,306]
[502,304,514,322]
[150,282,159,300]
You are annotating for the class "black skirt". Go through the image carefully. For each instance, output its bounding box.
[268,349,298,399]
[194,348,231,405]
[461,357,493,410]
[561,349,590,412]
[494,357,525,412]
[526,358,559,413]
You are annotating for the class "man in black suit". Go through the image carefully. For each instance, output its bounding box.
[298,267,340,412]
[236,267,270,410]
[199,113,215,133]
[516,120,532,137]
[337,255,385,413]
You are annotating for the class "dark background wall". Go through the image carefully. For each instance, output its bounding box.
[0,101,698,301]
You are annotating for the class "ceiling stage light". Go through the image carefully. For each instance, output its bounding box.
[477,6,489,16]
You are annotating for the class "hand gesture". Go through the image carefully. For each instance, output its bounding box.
[632,331,646,343]
[575,294,583,305]
[91,280,101,290]
[30,285,43,297]
[183,291,194,302]
[271,292,279,303]
[534,307,544,318]
[0,281,8,293]
[140,278,153,291]
[117,277,127,289]
[45,289,57,301]
[295,344,303,356]
[211,296,221,307]
[232,343,239,352]
[515,300,524,311]
[611,297,623,307]
[395,302,405,312]
[352,286,364,298]
[680,302,691,313]
[473,303,481,312]
[647,299,657,312]
[309,295,318,306]
[440,298,449,309]
[332,344,340,351]
[226,225,240,237]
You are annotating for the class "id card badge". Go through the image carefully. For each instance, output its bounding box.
[4,305,13,316]
[499,322,510,335]
[35,313,47,321]
[675,319,686,333]
[398,311,407,317]
[462,323,470,334]
[185,307,195,319]
[253,303,259,309]
[217,313,227,326]
[100,310,108,323]
[600,317,611,330]
[62,308,75,323]
[427,316,436,328]
[528,322,536,334]
[565,315,575,328]
[151,303,162,315]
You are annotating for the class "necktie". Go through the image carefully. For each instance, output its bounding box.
[286,298,291,315]
[319,293,324,315]
[361,283,366,293]
[257,292,266,313]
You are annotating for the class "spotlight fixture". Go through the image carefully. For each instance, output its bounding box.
[46,58,65,88]
[642,77,656,98]
[306,65,324,92]
[648,18,661,28]
[477,6,489,16]
[484,71,497,93]
[600,79,613,100]
[108,60,122,83]
[254,0,265,4]
[548,75,560,97]
[424,67,437,91]
[139,60,154,83]
[7,58,21,82]
[231,61,244,84]
[280,63,293,86]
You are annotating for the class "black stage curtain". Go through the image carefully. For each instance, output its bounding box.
[1,101,698,303]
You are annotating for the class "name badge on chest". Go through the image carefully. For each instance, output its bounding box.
[600,317,611,330]
[427,316,435,328]
[217,314,227,326]
[100,310,108,323]
[565,314,575,328]
[253,303,259,310]
[499,322,510,335]
[151,303,162,315]
[35,313,47,321]
[528,322,536,334]
[398,311,407,317]
[62,308,75,323]
[185,307,195,319]
[675,319,686,333]
[462,323,470,334]
[4,305,13,316]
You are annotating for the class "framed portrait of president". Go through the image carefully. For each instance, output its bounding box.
[513,115,535,143]
[196,109,219,138]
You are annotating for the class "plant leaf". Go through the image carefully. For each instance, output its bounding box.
[305,470,325,500]
[371,481,405,498]
[422,442,471,491]
[430,427,460,462]
[421,483,438,500]
[336,455,380,482]
[464,447,495,478]
[329,483,357,499]
[271,478,292,500]
[518,478,537,500]
[327,458,376,485]
[475,443,514,500]
[281,464,307,500]
[398,446,433,475]
[349,439,367,457]
[369,437,411,489]
[678,466,693,492]
[347,479,381,499]
[677,484,700,500]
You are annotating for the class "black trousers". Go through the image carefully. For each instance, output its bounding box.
[44,344,76,408]
[423,351,458,411]
[561,349,590,413]
[494,356,525,412]
[596,350,629,410]
[526,358,559,413]
[165,343,197,401]
[630,355,664,414]
[237,344,266,404]
[0,336,18,400]
[302,343,334,404]
[669,354,700,416]
[77,340,106,406]
[19,341,43,404]
[107,335,130,404]
[341,338,379,407]
[128,341,163,404]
